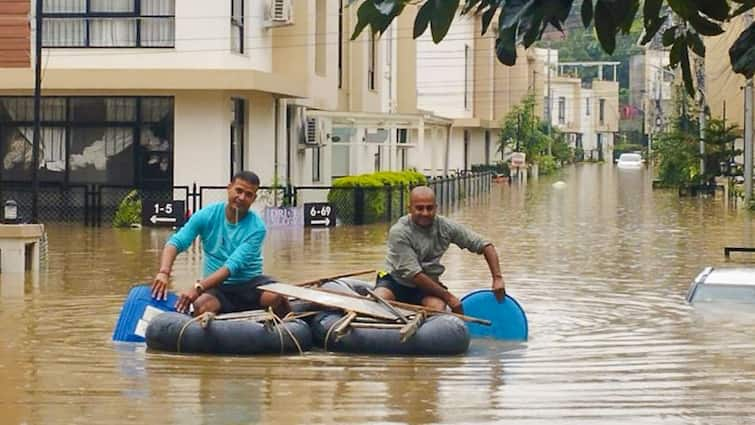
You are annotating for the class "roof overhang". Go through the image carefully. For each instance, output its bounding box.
[306,110,453,128]
[452,118,501,129]
[0,68,308,98]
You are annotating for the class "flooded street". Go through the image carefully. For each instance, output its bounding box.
[3,163,755,424]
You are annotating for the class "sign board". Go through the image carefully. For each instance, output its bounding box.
[142,200,185,227]
[510,152,526,168]
[304,202,336,227]
[263,206,304,228]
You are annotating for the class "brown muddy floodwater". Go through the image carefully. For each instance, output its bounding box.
[3,163,755,425]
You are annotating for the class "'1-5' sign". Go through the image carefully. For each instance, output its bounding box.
[142,200,186,227]
[304,202,336,227]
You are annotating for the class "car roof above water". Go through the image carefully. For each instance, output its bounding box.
[687,267,755,304]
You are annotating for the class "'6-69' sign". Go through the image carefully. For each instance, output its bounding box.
[304,202,336,227]
[142,200,186,228]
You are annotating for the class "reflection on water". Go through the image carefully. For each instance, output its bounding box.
[2,163,755,424]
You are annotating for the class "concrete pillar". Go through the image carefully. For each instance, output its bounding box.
[0,224,44,274]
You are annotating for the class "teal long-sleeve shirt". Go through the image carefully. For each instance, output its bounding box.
[167,202,266,285]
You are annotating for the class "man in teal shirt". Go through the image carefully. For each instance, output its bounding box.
[150,171,290,317]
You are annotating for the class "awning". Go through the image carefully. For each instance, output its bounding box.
[306,109,453,129]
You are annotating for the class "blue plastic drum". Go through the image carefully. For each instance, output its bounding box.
[460,290,528,341]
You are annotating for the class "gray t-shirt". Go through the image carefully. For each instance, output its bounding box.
[385,215,490,287]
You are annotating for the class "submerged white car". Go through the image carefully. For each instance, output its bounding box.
[687,267,755,304]
[616,153,644,169]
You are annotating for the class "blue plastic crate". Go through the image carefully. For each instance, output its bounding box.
[112,284,180,342]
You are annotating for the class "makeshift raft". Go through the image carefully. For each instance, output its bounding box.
[262,278,473,355]
[145,310,313,355]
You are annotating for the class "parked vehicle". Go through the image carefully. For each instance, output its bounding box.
[616,153,643,169]
[687,267,755,304]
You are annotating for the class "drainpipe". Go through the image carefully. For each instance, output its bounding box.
[283,99,292,191]
[273,95,280,205]
[31,0,43,223]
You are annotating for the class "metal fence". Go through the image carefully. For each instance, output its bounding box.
[0,172,492,226]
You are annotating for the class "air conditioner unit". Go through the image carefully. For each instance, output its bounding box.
[265,0,294,27]
[302,117,325,147]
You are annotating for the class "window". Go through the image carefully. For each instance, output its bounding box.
[585,97,591,116]
[368,30,377,91]
[463,130,470,170]
[315,0,326,76]
[484,130,490,165]
[312,146,321,182]
[338,0,343,88]
[231,0,244,53]
[464,44,471,110]
[0,96,173,186]
[42,0,175,48]
[558,97,565,124]
[599,98,606,124]
[397,128,407,170]
[230,98,245,178]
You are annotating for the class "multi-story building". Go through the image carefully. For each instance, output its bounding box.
[536,48,620,161]
[705,15,753,133]
[0,0,311,195]
[0,0,558,214]
[629,49,673,138]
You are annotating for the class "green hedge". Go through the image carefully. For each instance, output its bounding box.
[471,161,509,176]
[327,170,427,224]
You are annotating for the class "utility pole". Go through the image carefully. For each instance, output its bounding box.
[31,0,43,223]
[746,11,754,205]
[546,45,552,156]
[696,52,707,177]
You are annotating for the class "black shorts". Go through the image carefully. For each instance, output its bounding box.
[205,275,276,314]
[375,273,431,305]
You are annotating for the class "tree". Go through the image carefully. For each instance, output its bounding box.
[498,94,571,173]
[349,0,755,96]
[701,119,742,181]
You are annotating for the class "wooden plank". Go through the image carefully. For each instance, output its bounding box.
[0,61,30,68]
[399,311,425,342]
[365,287,408,323]
[0,2,31,15]
[0,38,30,50]
[259,283,412,320]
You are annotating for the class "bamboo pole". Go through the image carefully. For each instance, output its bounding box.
[311,286,491,325]
[293,269,376,287]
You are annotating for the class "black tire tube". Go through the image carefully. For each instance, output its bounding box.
[145,312,313,355]
[311,311,470,355]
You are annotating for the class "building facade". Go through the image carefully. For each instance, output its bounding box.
[0,0,562,214]
[536,48,620,161]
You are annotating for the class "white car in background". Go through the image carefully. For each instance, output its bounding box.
[616,153,643,169]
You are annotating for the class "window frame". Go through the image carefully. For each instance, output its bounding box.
[42,0,176,48]
[368,29,377,91]
[312,146,321,182]
[0,95,174,188]
[230,97,246,179]
[231,0,244,54]
[464,44,471,111]
[558,96,566,124]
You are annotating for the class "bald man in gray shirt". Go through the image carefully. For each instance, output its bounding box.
[375,186,506,314]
